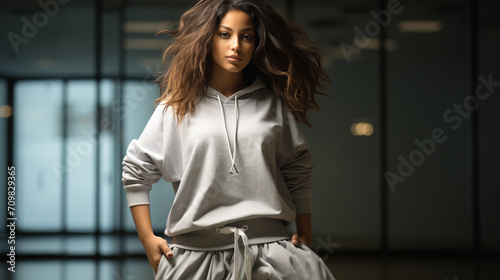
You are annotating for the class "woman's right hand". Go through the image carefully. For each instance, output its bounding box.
[129,205,172,271]
[140,235,173,271]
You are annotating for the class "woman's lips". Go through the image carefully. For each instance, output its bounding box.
[226,56,242,62]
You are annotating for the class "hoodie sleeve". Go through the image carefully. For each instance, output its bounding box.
[122,104,166,207]
[278,107,314,215]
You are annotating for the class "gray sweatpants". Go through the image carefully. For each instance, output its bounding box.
[154,240,335,280]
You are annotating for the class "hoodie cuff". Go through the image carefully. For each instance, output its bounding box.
[293,196,312,214]
[125,188,151,207]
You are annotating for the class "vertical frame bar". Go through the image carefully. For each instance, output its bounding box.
[62,79,68,235]
[94,0,103,278]
[117,0,127,258]
[94,0,103,249]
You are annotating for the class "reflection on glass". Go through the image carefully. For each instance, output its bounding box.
[99,79,117,233]
[1,105,12,118]
[15,80,63,231]
[398,20,443,33]
[351,121,374,136]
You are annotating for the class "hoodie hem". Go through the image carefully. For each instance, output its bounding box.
[167,217,290,251]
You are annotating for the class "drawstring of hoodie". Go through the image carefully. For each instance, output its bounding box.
[216,94,239,174]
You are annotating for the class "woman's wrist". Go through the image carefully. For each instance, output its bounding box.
[138,232,156,243]
[296,213,312,246]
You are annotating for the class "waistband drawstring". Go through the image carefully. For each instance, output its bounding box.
[216,94,239,174]
[216,225,251,280]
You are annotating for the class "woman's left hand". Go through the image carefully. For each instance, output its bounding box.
[293,213,312,247]
[291,233,310,247]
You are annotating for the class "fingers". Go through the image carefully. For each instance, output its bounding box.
[149,238,173,271]
[299,236,308,246]
[159,240,173,258]
[291,234,311,247]
[151,259,159,272]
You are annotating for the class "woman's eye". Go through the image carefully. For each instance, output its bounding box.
[243,34,253,40]
[220,32,230,38]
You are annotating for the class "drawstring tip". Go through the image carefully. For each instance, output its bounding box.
[229,165,239,174]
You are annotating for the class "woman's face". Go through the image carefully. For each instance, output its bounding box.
[212,9,256,75]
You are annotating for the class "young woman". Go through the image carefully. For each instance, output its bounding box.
[122,0,334,279]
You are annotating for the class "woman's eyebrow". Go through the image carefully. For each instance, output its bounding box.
[220,25,255,32]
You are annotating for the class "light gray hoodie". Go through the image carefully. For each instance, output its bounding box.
[122,75,313,250]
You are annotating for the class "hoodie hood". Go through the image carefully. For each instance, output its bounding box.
[205,75,268,103]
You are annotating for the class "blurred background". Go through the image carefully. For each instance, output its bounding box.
[0,0,499,279]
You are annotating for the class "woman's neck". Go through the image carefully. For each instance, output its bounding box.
[209,67,247,98]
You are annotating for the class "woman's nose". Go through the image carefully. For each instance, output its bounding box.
[231,37,240,51]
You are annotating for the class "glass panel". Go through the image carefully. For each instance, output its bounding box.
[0,79,7,235]
[0,1,94,77]
[66,80,97,232]
[386,0,472,249]
[478,0,500,251]
[122,258,154,279]
[99,79,118,233]
[14,261,63,280]
[124,234,146,254]
[12,260,112,280]
[64,261,96,280]
[121,80,172,232]
[294,0,381,249]
[124,4,190,78]
[98,235,121,256]
[17,235,97,256]
[64,236,96,255]
[17,236,64,255]
[14,80,63,231]
[102,5,120,76]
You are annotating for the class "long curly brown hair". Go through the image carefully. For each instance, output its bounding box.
[154,0,330,126]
